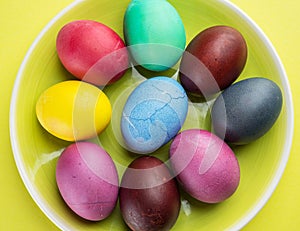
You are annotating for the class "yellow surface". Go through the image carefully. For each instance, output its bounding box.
[0,0,298,230]
[36,80,112,141]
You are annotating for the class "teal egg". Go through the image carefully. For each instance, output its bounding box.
[123,0,186,72]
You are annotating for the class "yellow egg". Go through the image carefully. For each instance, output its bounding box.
[36,80,111,141]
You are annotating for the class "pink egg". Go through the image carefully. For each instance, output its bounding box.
[56,20,129,85]
[169,129,240,203]
[56,142,119,221]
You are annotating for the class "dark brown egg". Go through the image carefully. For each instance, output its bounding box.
[179,25,247,98]
[119,156,180,231]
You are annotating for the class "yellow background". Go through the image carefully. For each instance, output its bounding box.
[0,0,299,230]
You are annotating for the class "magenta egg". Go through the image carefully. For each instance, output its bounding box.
[169,129,240,203]
[56,142,119,221]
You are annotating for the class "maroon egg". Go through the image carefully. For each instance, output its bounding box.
[179,25,247,98]
[119,156,180,231]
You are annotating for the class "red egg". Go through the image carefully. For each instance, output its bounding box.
[56,20,129,86]
[179,25,247,98]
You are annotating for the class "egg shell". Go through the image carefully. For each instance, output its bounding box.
[119,156,180,231]
[179,25,247,97]
[56,20,129,86]
[121,77,188,154]
[36,80,111,141]
[124,0,186,72]
[169,129,240,203]
[211,77,283,144]
[56,142,119,221]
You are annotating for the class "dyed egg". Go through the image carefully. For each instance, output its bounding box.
[179,25,247,97]
[36,80,111,141]
[124,0,186,72]
[56,20,128,86]
[211,77,283,144]
[119,156,180,231]
[121,77,188,154]
[56,142,119,221]
[169,129,240,203]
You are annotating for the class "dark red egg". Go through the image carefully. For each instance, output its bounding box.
[179,25,247,98]
[119,156,180,231]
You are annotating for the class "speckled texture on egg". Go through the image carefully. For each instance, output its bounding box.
[211,77,283,144]
[56,142,119,221]
[169,129,240,203]
[121,77,188,154]
[56,20,128,86]
[119,156,180,231]
[179,25,247,97]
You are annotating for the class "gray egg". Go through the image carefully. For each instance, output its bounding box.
[211,77,283,144]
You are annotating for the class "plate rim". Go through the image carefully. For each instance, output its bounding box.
[218,1,294,230]
[9,1,87,230]
[9,0,294,230]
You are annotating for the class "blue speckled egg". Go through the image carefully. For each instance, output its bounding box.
[123,0,186,72]
[121,77,188,154]
[211,77,283,144]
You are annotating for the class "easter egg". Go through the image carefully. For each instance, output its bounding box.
[121,77,188,154]
[179,25,247,97]
[119,156,180,231]
[211,77,283,144]
[169,129,240,203]
[56,20,129,86]
[124,0,186,72]
[36,80,111,141]
[56,142,119,221]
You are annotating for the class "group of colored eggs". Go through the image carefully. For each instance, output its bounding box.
[35,0,283,230]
